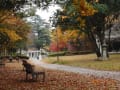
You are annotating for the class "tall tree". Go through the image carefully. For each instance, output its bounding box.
[0,12,30,55]
[30,15,50,50]
[52,0,120,60]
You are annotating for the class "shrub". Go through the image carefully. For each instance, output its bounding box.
[65,51,93,55]
[17,55,29,59]
[48,51,93,57]
[48,52,66,57]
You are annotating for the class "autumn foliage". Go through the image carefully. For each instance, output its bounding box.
[49,27,86,52]
[50,27,66,51]
[49,0,99,52]
[73,0,97,16]
[0,10,30,55]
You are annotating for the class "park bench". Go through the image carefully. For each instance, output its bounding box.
[22,60,45,81]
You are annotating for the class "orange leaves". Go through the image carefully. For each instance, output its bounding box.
[56,27,63,40]
[0,65,120,90]
[0,10,30,45]
[0,29,22,42]
[76,17,86,28]
[0,10,13,22]
[73,0,97,16]
[51,26,85,43]
[80,0,97,16]
[50,27,68,51]
[1,12,25,26]
[51,27,65,42]
[3,17,18,25]
[5,30,22,42]
[73,0,78,4]
[64,30,80,42]
[58,0,96,30]
[50,27,82,51]
[51,27,80,44]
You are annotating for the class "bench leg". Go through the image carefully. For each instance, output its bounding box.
[26,73,28,80]
[32,73,35,80]
[26,73,37,81]
[36,74,38,80]
[26,72,45,82]
[32,73,38,81]
[35,72,45,82]
[43,72,45,82]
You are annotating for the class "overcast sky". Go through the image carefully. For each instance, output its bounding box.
[36,5,61,22]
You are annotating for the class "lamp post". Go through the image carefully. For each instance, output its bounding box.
[50,16,60,62]
[56,27,59,61]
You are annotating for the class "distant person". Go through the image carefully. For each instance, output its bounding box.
[9,56,13,62]
[37,56,39,60]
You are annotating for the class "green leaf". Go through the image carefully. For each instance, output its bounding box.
[94,3,109,14]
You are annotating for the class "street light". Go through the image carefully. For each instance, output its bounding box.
[50,16,60,62]
[56,27,59,61]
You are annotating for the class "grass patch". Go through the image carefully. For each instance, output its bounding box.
[43,53,120,71]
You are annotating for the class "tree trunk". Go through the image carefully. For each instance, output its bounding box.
[88,30,109,60]
[108,28,112,55]
[88,30,102,58]
[20,48,22,55]
[101,39,108,60]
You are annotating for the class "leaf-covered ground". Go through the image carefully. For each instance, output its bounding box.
[0,62,120,90]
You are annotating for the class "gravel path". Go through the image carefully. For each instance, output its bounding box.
[31,59,120,81]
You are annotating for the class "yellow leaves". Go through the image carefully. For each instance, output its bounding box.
[51,26,65,42]
[3,17,17,25]
[80,0,86,7]
[64,30,79,41]
[0,29,22,42]
[79,32,86,40]
[73,0,79,5]
[57,27,63,39]
[77,17,86,28]
[0,10,25,26]
[60,0,96,29]
[61,16,67,21]
[0,10,30,51]
[0,10,30,41]
[73,0,97,16]
[80,0,97,16]
[2,15,23,25]
[7,30,22,42]
[0,10,14,23]
[74,16,86,29]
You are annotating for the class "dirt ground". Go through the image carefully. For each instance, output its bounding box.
[0,60,120,90]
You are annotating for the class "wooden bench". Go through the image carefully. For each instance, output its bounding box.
[22,60,45,81]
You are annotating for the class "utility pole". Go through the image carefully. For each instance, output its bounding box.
[50,16,60,62]
[56,28,59,62]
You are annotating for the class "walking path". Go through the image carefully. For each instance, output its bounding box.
[31,59,120,81]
